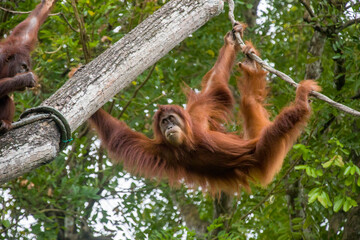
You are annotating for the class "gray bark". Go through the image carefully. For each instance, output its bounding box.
[0,0,224,184]
[170,190,209,237]
[342,203,360,240]
[304,30,326,80]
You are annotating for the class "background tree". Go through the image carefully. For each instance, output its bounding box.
[0,0,359,239]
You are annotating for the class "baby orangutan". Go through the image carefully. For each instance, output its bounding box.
[90,23,320,194]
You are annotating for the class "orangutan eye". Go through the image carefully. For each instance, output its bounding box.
[5,55,14,62]
[162,119,168,124]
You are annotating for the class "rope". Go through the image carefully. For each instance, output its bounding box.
[11,106,73,150]
[226,0,360,117]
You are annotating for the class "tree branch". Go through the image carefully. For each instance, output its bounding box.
[119,64,157,118]
[338,17,360,32]
[0,6,79,33]
[59,12,79,33]
[0,7,31,14]
[70,0,91,63]
[298,0,316,18]
[0,7,58,16]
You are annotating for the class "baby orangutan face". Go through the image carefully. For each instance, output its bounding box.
[159,112,185,146]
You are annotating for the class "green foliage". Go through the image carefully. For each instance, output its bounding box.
[1,0,360,239]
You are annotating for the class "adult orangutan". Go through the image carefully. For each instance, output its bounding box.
[0,0,54,131]
[89,23,321,194]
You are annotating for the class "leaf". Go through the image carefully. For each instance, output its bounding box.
[335,139,344,147]
[206,50,215,57]
[340,148,350,155]
[278,234,289,240]
[291,218,303,224]
[308,188,320,203]
[155,66,164,80]
[316,169,323,177]
[334,155,344,167]
[349,198,358,207]
[293,144,305,150]
[290,6,298,11]
[355,166,360,175]
[306,167,311,176]
[322,159,334,168]
[88,10,95,16]
[309,187,321,195]
[306,56,319,64]
[343,199,351,212]
[292,224,302,231]
[317,191,331,208]
[332,42,338,51]
[2,220,10,228]
[351,166,356,175]
[342,197,358,212]
[344,166,352,175]
[345,177,353,186]
[325,192,333,207]
[295,165,307,170]
[306,167,318,178]
[333,196,344,212]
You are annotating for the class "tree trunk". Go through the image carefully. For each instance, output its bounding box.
[240,0,261,28]
[0,0,224,184]
[342,204,360,240]
[171,190,209,237]
[304,30,326,80]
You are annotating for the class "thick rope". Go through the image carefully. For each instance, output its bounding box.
[11,106,72,150]
[226,0,360,117]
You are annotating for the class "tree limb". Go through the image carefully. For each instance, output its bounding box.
[338,17,360,32]
[298,0,316,18]
[70,0,91,63]
[0,6,79,33]
[119,64,157,118]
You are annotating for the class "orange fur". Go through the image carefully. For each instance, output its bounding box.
[0,1,53,130]
[90,25,320,194]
